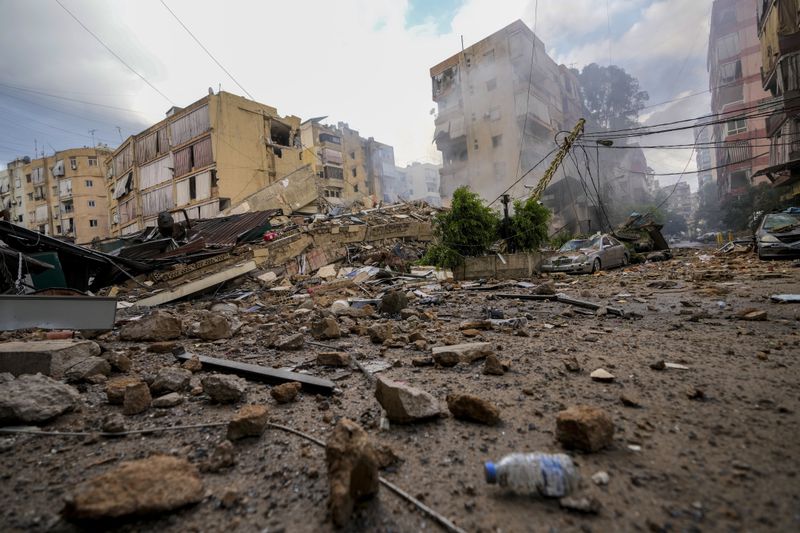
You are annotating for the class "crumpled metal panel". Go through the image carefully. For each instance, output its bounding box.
[191,210,281,247]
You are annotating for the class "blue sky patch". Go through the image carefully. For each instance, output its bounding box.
[406,0,465,33]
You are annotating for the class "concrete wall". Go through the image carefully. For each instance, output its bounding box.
[453,251,542,280]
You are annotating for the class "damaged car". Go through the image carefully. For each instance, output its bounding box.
[755,210,800,260]
[541,233,629,274]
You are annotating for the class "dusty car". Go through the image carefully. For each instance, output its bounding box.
[755,210,800,260]
[541,234,630,274]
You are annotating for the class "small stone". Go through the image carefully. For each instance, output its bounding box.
[649,360,666,370]
[119,311,182,342]
[375,376,440,423]
[687,387,705,401]
[310,317,341,340]
[432,342,493,364]
[122,382,151,415]
[433,350,460,367]
[534,281,556,295]
[106,353,132,373]
[559,496,601,514]
[317,352,350,367]
[482,354,505,375]
[181,356,202,373]
[411,356,434,367]
[196,312,232,340]
[408,331,426,342]
[219,486,240,508]
[63,456,204,519]
[202,374,247,403]
[446,394,501,425]
[275,332,305,350]
[106,376,143,405]
[227,404,269,440]
[147,341,177,354]
[326,419,379,526]
[379,291,408,314]
[367,324,393,344]
[150,367,192,395]
[556,405,614,452]
[563,357,581,372]
[64,356,112,382]
[101,413,127,434]
[591,471,610,485]
[271,381,301,404]
[201,440,235,472]
[590,368,615,382]
[0,374,80,424]
[461,329,482,338]
[459,319,493,331]
[619,393,643,408]
[152,392,183,408]
[741,309,767,321]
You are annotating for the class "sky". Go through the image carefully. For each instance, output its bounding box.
[0,0,713,191]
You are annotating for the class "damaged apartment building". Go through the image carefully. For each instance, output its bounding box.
[4,147,112,244]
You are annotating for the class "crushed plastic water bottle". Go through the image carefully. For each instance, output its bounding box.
[484,453,579,497]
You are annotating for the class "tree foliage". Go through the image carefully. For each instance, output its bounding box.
[575,63,649,130]
[508,197,551,251]
[719,183,792,231]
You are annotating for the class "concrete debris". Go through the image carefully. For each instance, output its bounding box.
[119,311,182,342]
[122,382,152,415]
[201,440,236,472]
[101,412,127,434]
[64,356,111,383]
[194,311,233,340]
[379,291,408,314]
[275,333,305,350]
[556,405,615,452]
[271,381,301,404]
[375,376,441,423]
[316,352,351,367]
[590,368,615,382]
[310,317,341,340]
[482,354,508,375]
[152,392,184,408]
[431,342,494,364]
[591,471,610,485]
[367,323,393,344]
[325,418,379,527]
[202,374,247,403]
[0,339,101,378]
[446,394,501,425]
[559,496,602,514]
[151,367,192,395]
[0,373,80,423]
[227,404,269,440]
[63,456,204,519]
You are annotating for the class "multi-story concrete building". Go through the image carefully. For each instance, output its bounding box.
[430,20,583,203]
[694,122,715,189]
[366,140,407,203]
[4,148,111,243]
[753,0,800,201]
[0,168,11,219]
[107,91,304,236]
[707,0,772,199]
[662,181,694,221]
[401,162,442,206]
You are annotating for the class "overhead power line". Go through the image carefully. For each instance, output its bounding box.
[0,82,148,115]
[160,0,256,101]
[55,0,175,106]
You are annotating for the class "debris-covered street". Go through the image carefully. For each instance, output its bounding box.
[1,245,798,532]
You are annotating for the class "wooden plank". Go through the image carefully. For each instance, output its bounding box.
[174,352,335,395]
[132,260,257,307]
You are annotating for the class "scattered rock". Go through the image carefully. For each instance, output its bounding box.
[563,357,581,372]
[201,440,235,472]
[227,404,269,440]
[196,312,233,340]
[219,486,240,508]
[534,280,556,295]
[374,442,403,470]
[432,350,460,367]
[150,367,192,395]
[0,374,80,424]
[446,394,501,425]
[591,471,610,485]
[590,368,615,382]
[0,339,101,378]
[202,374,247,403]
[122,382,151,415]
[411,356,434,367]
[64,356,112,382]
[310,317,341,340]
[559,496,601,514]
[147,341,177,354]
[152,392,183,408]
[432,342,493,364]
[649,360,666,371]
[374,376,441,423]
[119,311,182,342]
[741,309,767,321]
[270,382,301,404]
[459,319,493,331]
[106,376,143,405]
[325,419,379,527]
[367,324,393,343]
[482,354,506,375]
[181,356,202,373]
[556,405,614,452]
[275,333,305,350]
[317,352,350,367]
[63,455,204,519]
[687,387,706,401]
[101,413,127,434]
[619,393,643,408]
[379,291,408,314]
[105,352,132,373]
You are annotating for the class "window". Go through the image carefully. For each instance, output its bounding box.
[18,215,22,222]
[85,179,93,187]
[14,178,20,188]
[602,236,612,247]
[349,151,355,159]
[88,156,97,166]
[56,225,61,234]
[489,107,501,121]
[351,168,357,178]
[486,78,497,91]
[88,200,96,207]
[70,157,77,170]
[26,174,31,183]
[89,219,98,227]
[719,59,742,84]
[189,175,197,200]
[354,184,359,192]
[726,118,747,135]
[319,133,341,145]
[716,33,739,61]
[473,140,479,150]
[492,134,503,148]
[27,193,33,201]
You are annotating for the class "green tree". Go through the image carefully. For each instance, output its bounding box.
[575,63,649,130]
[422,186,499,268]
[508,198,551,251]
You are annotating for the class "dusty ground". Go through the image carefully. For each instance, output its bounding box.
[1,247,799,533]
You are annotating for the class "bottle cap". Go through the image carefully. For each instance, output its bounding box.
[484,462,497,484]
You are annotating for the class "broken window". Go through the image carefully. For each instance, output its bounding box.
[716,32,739,62]
[269,119,292,146]
[492,134,503,148]
[719,59,742,84]
[432,66,457,98]
[726,118,747,135]
[52,160,65,177]
[319,133,341,145]
[349,151,356,159]
[324,166,344,180]
[351,167,357,178]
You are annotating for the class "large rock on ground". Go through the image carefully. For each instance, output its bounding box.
[275,333,304,351]
[446,394,501,425]
[195,312,233,341]
[270,382,301,404]
[64,356,111,383]
[325,419,379,527]
[317,352,351,367]
[556,405,614,452]
[227,404,269,440]
[367,324,393,344]
[122,382,151,416]
[310,317,341,340]
[0,340,101,378]
[150,367,192,395]
[106,376,143,405]
[62,455,204,519]
[119,311,182,342]
[432,342,494,364]
[202,374,247,403]
[0,374,80,423]
[375,376,440,423]
[378,291,408,314]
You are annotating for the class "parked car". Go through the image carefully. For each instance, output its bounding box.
[755,210,800,260]
[541,234,630,274]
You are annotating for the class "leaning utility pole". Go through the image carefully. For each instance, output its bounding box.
[526,118,585,202]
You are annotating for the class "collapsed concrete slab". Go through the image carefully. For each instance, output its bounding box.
[0,340,101,378]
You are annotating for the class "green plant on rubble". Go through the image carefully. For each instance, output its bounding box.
[507,197,551,252]
[421,186,499,268]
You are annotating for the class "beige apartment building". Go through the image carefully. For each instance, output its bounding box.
[107,90,305,236]
[5,147,111,243]
[430,20,584,203]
